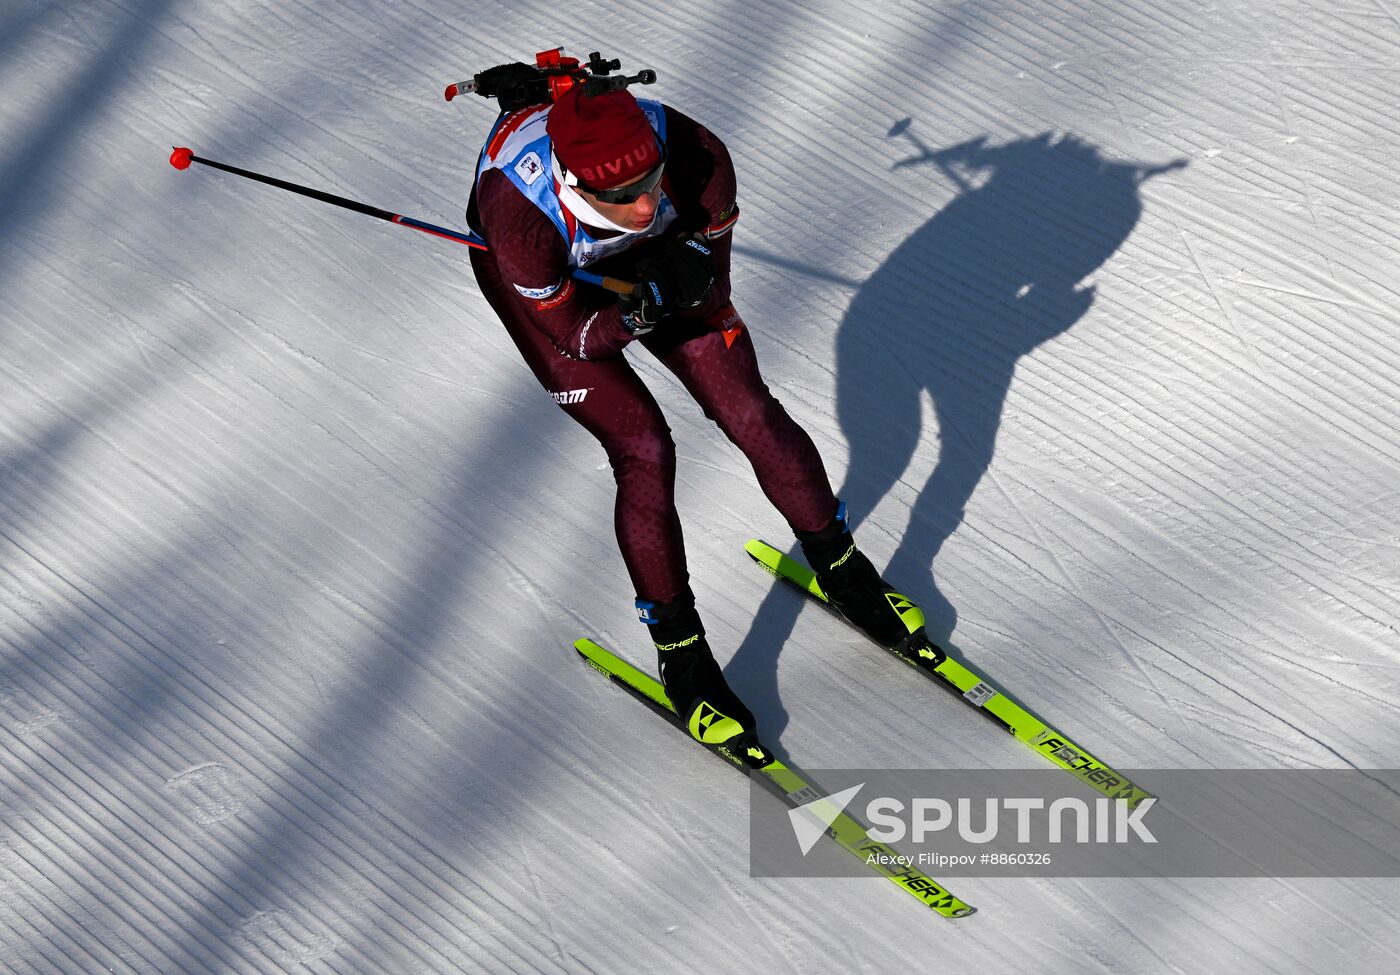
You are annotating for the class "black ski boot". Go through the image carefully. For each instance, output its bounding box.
[638,588,757,747]
[797,503,934,659]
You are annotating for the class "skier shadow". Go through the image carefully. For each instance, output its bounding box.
[729,125,1185,746]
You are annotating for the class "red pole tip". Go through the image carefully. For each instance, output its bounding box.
[444,83,458,102]
[169,146,194,170]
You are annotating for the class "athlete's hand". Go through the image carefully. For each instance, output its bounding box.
[618,235,715,333]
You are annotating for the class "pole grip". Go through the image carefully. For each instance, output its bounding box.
[573,271,639,296]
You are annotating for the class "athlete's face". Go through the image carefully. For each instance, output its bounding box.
[576,171,662,231]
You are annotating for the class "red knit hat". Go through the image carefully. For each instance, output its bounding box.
[547,87,661,189]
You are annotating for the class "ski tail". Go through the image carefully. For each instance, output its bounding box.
[575,638,772,770]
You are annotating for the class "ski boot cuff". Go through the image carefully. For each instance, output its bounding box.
[794,500,850,547]
[797,502,858,575]
[636,587,706,646]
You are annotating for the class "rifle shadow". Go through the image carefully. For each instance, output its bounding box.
[731,125,1185,745]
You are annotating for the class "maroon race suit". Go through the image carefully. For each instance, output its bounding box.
[468,104,838,603]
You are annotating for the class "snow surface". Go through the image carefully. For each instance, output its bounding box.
[2,0,1399,972]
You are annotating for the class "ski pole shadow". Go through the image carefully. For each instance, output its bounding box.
[730,124,1185,746]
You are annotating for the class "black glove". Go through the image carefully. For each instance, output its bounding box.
[618,235,716,333]
[473,63,545,112]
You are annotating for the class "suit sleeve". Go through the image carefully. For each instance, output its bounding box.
[660,106,741,321]
[475,169,637,360]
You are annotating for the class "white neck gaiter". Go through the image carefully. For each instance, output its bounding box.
[550,150,656,235]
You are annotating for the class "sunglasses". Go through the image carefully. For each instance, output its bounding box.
[572,141,668,204]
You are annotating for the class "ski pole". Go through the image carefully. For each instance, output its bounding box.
[168,147,636,295]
